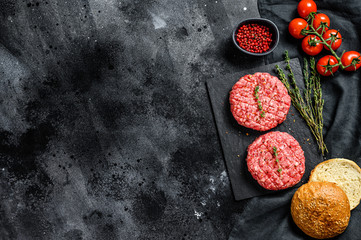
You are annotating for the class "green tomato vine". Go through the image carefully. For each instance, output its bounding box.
[302,12,360,72]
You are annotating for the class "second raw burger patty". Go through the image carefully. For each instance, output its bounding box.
[246,131,305,190]
[229,72,291,131]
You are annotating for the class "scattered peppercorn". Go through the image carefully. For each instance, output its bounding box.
[236,23,273,53]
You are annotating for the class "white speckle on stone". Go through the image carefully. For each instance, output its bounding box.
[17,202,24,208]
[209,176,215,184]
[194,210,203,219]
[209,185,216,193]
[243,7,247,11]
[149,12,167,29]
[201,200,207,206]
[217,201,220,207]
[220,170,228,185]
[1,168,4,171]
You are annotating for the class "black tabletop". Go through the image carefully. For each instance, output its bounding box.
[0,0,259,239]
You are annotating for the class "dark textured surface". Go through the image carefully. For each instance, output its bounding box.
[0,0,262,239]
[207,58,323,200]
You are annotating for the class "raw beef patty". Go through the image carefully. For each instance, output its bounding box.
[246,131,305,190]
[229,72,291,131]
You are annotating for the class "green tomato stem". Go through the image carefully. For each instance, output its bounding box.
[306,13,345,70]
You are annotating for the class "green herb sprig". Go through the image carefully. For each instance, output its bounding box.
[273,146,282,174]
[275,51,327,155]
[254,85,266,118]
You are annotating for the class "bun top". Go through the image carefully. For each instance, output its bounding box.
[309,158,361,210]
[291,181,350,239]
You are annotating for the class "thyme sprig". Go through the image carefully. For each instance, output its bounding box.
[273,146,282,174]
[254,85,265,118]
[276,51,327,155]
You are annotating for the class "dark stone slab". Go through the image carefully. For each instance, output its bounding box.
[207,58,324,201]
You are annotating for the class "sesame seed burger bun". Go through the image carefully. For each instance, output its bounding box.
[291,182,350,239]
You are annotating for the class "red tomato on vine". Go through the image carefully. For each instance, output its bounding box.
[289,18,309,39]
[341,51,361,71]
[322,29,342,51]
[302,35,323,56]
[297,0,317,19]
[313,13,330,34]
[317,55,339,76]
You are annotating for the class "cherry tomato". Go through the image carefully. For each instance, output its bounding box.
[316,55,339,76]
[313,13,330,34]
[297,0,317,19]
[322,29,342,51]
[301,35,323,56]
[341,51,361,71]
[289,18,309,39]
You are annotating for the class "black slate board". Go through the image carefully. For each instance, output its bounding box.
[207,58,324,201]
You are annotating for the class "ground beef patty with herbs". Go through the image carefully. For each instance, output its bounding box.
[229,72,291,131]
[246,131,305,190]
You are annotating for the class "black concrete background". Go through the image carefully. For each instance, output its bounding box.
[0,0,262,239]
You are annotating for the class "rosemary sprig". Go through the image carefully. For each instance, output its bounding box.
[275,51,328,155]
